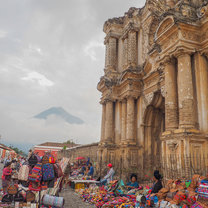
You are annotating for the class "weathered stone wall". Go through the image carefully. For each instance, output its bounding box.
[57,143,98,164]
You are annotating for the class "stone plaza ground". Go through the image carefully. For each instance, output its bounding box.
[60,188,94,208]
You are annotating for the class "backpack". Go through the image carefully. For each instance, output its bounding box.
[42,163,55,181]
[53,163,63,178]
[28,154,38,167]
[18,165,29,181]
[28,163,42,182]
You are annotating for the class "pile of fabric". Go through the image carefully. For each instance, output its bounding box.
[75,174,208,208]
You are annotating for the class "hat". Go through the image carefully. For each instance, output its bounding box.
[107,163,112,168]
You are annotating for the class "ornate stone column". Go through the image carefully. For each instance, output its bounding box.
[121,99,127,143]
[127,31,137,68]
[177,53,195,129]
[105,100,114,143]
[126,97,135,143]
[194,53,208,132]
[105,37,117,71]
[100,103,106,142]
[164,57,178,130]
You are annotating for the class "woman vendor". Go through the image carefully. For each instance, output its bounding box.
[151,170,163,193]
[126,174,139,190]
[2,162,12,193]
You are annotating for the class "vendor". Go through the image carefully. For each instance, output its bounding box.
[2,162,12,193]
[100,163,115,185]
[87,162,94,178]
[126,174,139,190]
[151,170,163,194]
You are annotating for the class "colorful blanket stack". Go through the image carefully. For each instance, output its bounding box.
[197,179,208,201]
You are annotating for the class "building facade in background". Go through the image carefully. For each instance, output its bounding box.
[33,142,77,159]
[97,0,208,179]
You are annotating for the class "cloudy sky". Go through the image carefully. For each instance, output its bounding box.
[0,0,145,152]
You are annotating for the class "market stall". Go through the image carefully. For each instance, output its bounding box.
[0,153,69,208]
[75,175,208,208]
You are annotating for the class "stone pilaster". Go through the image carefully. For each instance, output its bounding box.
[177,53,195,129]
[123,38,128,70]
[126,97,135,143]
[194,53,208,132]
[105,100,114,143]
[100,104,106,142]
[105,37,117,71]
[164,57,178,130]
[121,99,127,143]
[127,31,137,68]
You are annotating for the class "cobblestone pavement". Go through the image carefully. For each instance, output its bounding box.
[60,187,94,208]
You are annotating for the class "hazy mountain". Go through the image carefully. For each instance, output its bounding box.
[34,107,84,124]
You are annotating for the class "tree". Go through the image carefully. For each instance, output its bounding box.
[9,145,26,156]
[63,140,75,145]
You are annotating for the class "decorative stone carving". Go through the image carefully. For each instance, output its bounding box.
[128,31,137,67]
[167,141,178,152]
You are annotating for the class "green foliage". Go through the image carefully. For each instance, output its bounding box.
[63,140,75,144]
[9,145,26,156]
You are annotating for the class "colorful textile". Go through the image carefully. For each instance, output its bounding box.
[42,163,55,181]
[18,165,29,181]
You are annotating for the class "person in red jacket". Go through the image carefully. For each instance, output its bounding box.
[2,162,12,193]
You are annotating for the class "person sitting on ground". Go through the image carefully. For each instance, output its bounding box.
[151,170,163,194]
[87,162,94,178]
[2,162,12,193]
[100,163,115,185]
[126,174,139,190]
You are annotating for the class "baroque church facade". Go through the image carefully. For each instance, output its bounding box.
[97,0,208,179]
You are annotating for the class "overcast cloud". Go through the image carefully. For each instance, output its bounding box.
[0,0,145,151]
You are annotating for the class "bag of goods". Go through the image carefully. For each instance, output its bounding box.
[14,190,25,202]
[29,181,41,191]
[18,165,29,181]
[2,194,13,203]
[7,184,18,195]
[28,154,38,167]
[42,163,55,181]
[28,163,42,182]
[42,194,64,208]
